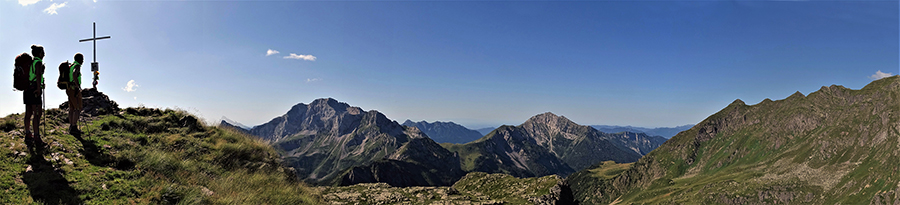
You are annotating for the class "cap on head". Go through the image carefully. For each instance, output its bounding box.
[74,53,84,63]
[30,45,44,58]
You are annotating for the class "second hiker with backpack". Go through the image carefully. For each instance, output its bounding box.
[58,53,85,135]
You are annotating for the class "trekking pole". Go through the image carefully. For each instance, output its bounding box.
[41,86,45,143]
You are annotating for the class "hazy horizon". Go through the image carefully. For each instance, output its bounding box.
[2,1,897,129]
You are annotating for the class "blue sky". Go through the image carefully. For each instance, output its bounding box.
[1,0,897,129]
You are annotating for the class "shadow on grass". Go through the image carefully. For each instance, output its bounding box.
[23,144,83,205]
[73,131,135,170]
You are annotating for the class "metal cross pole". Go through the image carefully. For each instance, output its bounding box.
[79,22,111,89]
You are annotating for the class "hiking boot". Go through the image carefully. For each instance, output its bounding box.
[69,126,81,135]
[24,132,33,144]
[33,134,45,148]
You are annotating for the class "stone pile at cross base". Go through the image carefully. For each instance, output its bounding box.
[58,88,120,117]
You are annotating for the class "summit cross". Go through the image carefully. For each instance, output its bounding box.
[78,22,111,89]
[78,22,111,63]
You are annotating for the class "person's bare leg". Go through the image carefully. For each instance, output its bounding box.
[69,106,74,127]
[24,105,32,135]
[32,105,42,137]
[75,106,81,130]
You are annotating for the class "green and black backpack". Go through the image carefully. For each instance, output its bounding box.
[57,60,82,90]
[57,61,70,90]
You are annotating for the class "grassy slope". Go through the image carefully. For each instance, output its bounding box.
[318,172,559,204]
[452,172,560,204]
[570,76,900,204]
[0,107,319,204]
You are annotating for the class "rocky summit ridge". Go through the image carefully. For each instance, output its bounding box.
[242,98,462,186]
[444,112,665,179]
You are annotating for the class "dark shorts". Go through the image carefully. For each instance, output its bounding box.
[23,87,41,105]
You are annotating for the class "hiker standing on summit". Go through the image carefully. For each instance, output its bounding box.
[23,45,46,146]
[65,53,85,135]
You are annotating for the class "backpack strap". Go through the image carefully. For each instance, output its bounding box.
[30,57,43,84]
[69,61,81,85]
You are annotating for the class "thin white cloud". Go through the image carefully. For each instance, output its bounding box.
[19,0,40,6]
[266,49,280,56]
[306,78,321,83]
[123,80,139,92]
[869,70,893,80]
[284,53,316,61]
[93,0,97,2]
[43,2,66,15]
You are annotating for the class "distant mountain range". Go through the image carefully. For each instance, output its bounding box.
[568,76,900,204]
[221,98,668,187]
[219,116,252,130]
[402,120,483,144]
[476,125,691,139]
[590,124,693,139]
[475,127,496,136]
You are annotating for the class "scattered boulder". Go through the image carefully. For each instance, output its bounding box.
[532,179,578,205]
[179,115,203,132]
[59,88,120,117]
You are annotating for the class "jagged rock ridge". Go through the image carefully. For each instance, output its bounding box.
[445,112,662,178]
[245,98,463,186]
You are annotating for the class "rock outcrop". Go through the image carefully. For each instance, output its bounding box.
[59,88,119,117]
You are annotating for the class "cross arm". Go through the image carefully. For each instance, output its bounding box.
[79,36,111,42]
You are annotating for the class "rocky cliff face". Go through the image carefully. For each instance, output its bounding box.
[569,76,900,204]
[445,112,645,178]
[337,136,465,187]
[402,120,484,144]
[249,98,461,186]
[249,98,366,143]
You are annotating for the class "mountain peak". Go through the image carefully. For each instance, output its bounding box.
[524,112,573,125]
[310,98,350,110]
[787,91,805,99]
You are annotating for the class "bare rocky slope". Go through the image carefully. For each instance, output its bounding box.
[444,113,653,178]
[245,98,463,186]
[319,172,573,205]
[569,76,900,204]
[237,98,669,188]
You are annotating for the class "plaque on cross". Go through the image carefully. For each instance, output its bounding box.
[79,22,111,89]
